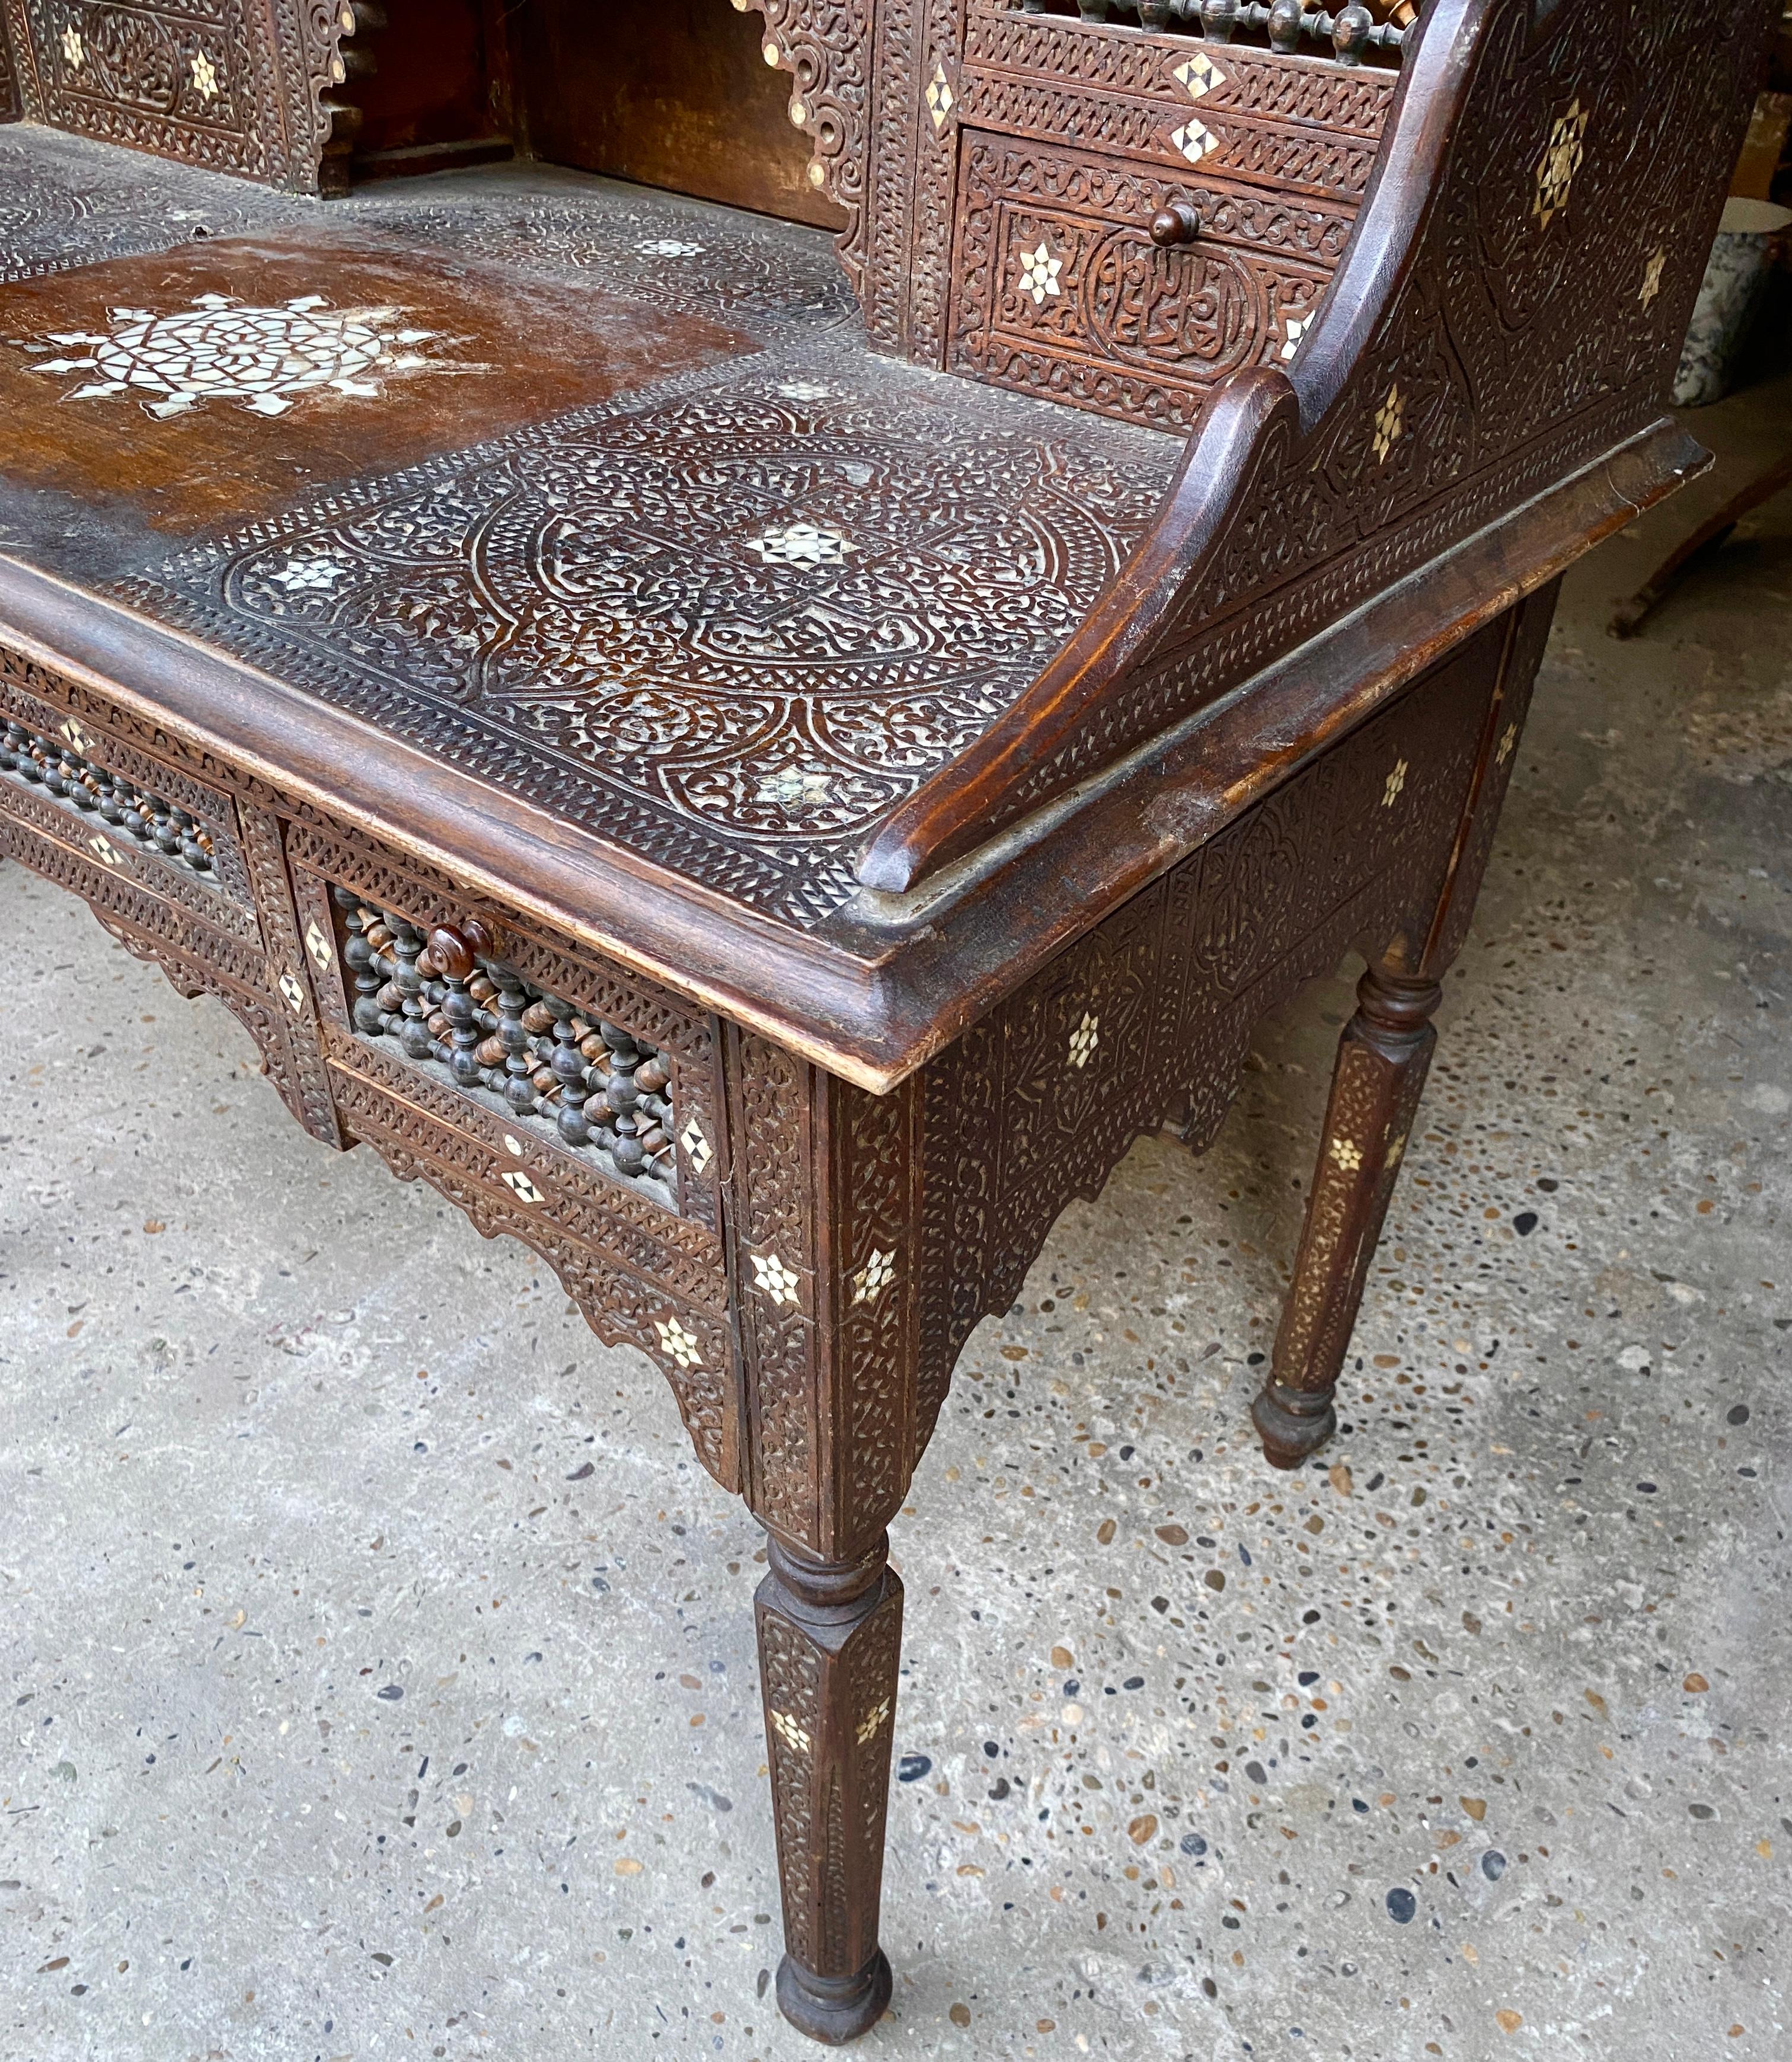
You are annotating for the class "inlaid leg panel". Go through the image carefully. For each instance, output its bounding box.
[755,1534,902,2045]
[1252,962,1442,1467]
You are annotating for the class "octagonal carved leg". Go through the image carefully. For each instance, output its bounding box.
[1253,962,1442,1468]
[755,1532,902,2044]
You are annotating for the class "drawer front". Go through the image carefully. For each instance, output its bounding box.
[948,131,1350,428]
[942,8,1391,429]
[0,643,343,1144]
[959,11,1394,205]
[0,677,261,943]
[285,823,739,1485]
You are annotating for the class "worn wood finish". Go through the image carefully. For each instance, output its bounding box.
[513,0,846,229]
[0,0,1772,2041]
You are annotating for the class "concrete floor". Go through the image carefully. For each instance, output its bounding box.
[4,368,1790,2061]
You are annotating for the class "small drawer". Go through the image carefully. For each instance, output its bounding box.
[286,829,737,1484]
[948,131,1349,429]
[943,10,1390,429]
[286,824,727,1246]
[0,695,276,1012]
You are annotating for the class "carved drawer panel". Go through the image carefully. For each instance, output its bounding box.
[285,823,740,1486]
[949,132,1352,427]
[0,641,345,1143]
[959,11,1395,204]
[943,10,1392,428]
[0,677,260,940]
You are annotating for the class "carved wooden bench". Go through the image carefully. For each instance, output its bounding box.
[0,0,1768,2039]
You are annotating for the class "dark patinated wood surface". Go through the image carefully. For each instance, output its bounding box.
[0,0,1774,2041]
[515,0,847,229]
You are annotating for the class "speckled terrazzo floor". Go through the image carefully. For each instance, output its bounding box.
[4,356,1790,2060]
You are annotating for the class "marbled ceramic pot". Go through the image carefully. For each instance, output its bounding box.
[1673,199,1792,407]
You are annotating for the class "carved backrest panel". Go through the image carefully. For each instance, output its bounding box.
[740,0,1403,429]
[0,0,357,193]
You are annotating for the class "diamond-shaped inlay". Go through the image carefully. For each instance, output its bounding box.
[855,1696,892,1745]
[270,555,346,592]
[757,766,833,808]
[679,1112,713,1174]
[1496,721,1519,768]
[277,970,307,1015]
[770,1709,811,1754]
[752,1250,801,1306]
[1382,757,1408,808]
[1173,51,1226,100]
[1017,241,1063,306]
[853,1248,897,1306]
[1640,248,1666,309]
[925,60,956,132]
[501,1169,546,1204]
[655,1316,703,1369]
[1280,312,1312,363]
[1169,119,1217,166]
[1386,1133,1408,1169]
[1532,98,1587,232]
[89,832,120,867]
[745,523,854,567]
[1328,1136,1364,1173]
[1372,383,1404,464]
[303,917,334,969]
[1068,1011,1100,1070]
[60,718,91,753]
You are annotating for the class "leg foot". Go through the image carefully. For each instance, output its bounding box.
[756,1532,902,2044]
[777,1948,894,2044]
[1251,1377,1337,1469]
[1254,963,1441,1466]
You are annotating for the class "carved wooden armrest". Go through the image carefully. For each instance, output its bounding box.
[856,0,1769,893]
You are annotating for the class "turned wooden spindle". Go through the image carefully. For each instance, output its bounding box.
[430,920,488,1087]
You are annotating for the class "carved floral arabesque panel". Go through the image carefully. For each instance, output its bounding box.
[0,125,298,285]
[120,351,1179,926]
[2,0,347,192]
[341,187,859,339]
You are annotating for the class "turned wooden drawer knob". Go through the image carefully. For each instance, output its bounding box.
[1149,203,1202,249]
[423,915,494,981]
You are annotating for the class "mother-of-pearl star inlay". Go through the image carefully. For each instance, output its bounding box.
[24,293,478,419]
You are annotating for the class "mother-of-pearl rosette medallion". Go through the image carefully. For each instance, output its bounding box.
[24,292,480,418]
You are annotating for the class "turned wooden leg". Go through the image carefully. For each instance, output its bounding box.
[1253,962,1442,1469]
[756,1532,902,2044]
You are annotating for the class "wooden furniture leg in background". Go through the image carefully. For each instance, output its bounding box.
[1252,963,1442,1468]
[756,1533,903,2044]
